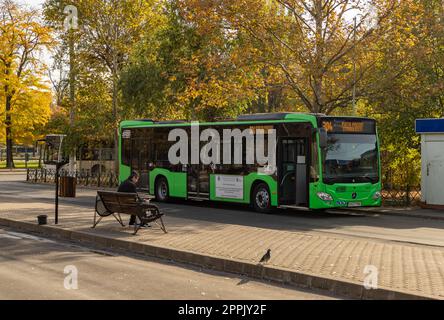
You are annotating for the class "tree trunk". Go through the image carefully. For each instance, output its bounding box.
[312,0,325,114]
[5,94,14,169]
[5,109,14,169]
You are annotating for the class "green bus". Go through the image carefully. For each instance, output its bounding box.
[119,113,381,213]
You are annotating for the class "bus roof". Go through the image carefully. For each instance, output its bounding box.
[119,113,375,129]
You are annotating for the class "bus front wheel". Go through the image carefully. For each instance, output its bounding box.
[252,183,273,214]
[155,177,170,202]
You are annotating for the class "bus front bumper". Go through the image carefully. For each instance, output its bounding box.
[309,182,382,209]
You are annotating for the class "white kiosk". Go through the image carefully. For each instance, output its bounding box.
[416,119,444,208]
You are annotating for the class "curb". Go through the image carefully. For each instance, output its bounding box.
[0,217,435,300]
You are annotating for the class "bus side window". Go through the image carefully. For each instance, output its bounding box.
[122,135,131,166]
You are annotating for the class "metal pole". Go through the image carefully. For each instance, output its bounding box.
[68,27,77,175]
[55,164,60,225]
[352,17,357,115]
[98,148,102,188]
[38,146,42,169]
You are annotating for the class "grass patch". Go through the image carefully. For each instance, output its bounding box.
[0,160,41,169]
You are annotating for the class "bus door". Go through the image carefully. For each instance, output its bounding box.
[131,137,150,191]
[278,138,308,206]
[187,164,210,198]
[187,164,197,195]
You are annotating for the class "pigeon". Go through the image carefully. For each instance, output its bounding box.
[259,249,271,264]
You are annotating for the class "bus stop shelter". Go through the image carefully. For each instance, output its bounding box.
[415,118,444,208]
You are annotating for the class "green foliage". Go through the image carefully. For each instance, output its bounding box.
[363,0,444,187]
[120,2,264,121]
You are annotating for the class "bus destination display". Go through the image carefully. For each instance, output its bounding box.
[320,118,376,134]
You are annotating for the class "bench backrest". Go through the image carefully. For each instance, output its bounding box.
[97,191,142,215]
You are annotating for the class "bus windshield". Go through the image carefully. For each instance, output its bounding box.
[322,134,379,184]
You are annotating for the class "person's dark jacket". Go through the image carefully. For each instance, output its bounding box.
[117,179,141,225]
[117,179,137,194]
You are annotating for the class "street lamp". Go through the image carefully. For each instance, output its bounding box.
[42,134,68,225]
[64,5,78,175]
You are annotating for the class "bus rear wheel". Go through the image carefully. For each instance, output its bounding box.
[252,183,273,214]
[155,177,170,202]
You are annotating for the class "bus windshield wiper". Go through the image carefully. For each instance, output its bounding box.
[356,175,377,183]
[323,176,344,184]
[324,175,377,184]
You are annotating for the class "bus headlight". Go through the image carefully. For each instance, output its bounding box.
[317,192,333,201]
[373,191,381,200]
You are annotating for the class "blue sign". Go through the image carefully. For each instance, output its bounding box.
[415,119,444,133]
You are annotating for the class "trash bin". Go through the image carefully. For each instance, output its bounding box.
[37,215,47,225]
[59,176,76,197]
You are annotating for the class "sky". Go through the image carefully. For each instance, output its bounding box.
[22,0,44,8]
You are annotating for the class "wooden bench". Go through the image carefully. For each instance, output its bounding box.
[93,191,167,235]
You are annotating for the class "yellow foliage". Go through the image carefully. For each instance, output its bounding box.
[0,88,52,145]
[0,0,54,147]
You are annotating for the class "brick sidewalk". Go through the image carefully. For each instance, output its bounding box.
[1,200,444,299]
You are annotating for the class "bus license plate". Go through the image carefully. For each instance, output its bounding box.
[348,202,361,207]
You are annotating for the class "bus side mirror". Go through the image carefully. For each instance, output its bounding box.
[319,128,328,149]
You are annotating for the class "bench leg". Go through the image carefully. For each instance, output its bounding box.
[132,215,142,235]
[92,212,103,229]
[113,213,125,227]
[133,221,141,235]
[157,216,167,234]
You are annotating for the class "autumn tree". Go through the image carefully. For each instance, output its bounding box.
[178,0,398,114]
[0,0,53,168]
[365,0,444,187]
[121,1,266,121]
[44,0,164,170]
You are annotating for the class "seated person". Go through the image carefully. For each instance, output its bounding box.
[117,170,150,227]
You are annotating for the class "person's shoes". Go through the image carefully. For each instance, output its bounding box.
[138,223,151,228]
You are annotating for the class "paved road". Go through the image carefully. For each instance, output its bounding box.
[0,227,335,300]
[1,173,444,247]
